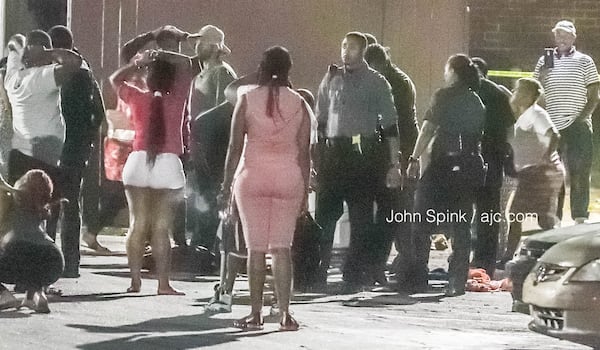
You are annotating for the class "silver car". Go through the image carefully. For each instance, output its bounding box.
[522,231,600,348]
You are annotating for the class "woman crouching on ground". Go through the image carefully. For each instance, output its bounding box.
[109,49,199,295]
[0,170,63,313]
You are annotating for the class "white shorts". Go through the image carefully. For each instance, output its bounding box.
[122,151,185,189]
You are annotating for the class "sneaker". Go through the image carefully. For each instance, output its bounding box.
[574,217,588,224]
[204,294,232,313]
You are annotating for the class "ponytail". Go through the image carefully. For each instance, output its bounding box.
[266,76,284,119]
[145,91,165,166]
[258,46,293,119]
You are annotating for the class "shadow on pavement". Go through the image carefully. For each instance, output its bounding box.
[92,270,220,283]
[340,293,444,307]
[80,263,129,270]
[0,309,33,318]
[49,292,156,304]
[69,312,277,350]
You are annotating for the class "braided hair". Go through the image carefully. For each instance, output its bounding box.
[145,59,176,166]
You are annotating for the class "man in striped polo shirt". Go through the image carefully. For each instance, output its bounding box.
[534,20,600,224]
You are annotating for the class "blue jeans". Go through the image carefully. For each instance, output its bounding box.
[558,120,593,219]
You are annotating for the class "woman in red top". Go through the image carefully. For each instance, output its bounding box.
[110,49,199,295]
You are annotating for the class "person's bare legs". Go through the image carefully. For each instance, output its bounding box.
[151,188,184,295]
[82,231,110,252]
[234,249,265,329]
[125,186,151,293]
[271,247,298,330]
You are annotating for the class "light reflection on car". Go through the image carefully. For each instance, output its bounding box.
[506,223,600,314]
[522,232,600,348]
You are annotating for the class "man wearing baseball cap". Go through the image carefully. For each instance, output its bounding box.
[533,20,599,224]
[188,25,236,116]
[187,25,237,258]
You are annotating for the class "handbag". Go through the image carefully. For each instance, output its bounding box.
[215,186,247,257]
[291,212,322,291]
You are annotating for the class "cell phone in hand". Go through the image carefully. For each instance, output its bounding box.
[544,48,554,69]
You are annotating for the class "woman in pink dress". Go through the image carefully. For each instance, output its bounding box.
[221,46,311,331]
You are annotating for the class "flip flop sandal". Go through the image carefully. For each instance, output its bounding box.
[233,315,263,330]
[279,313,299,331]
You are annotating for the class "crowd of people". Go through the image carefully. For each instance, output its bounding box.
[0,19,598,332]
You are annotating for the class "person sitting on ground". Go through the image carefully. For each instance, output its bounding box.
[0,170,64,313]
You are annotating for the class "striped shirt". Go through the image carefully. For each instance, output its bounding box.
[533,47,599,130]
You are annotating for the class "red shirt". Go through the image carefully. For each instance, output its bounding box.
[118,66,194,156]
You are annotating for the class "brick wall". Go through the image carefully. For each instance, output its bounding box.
[468,0,600,74]
[468,0,600,178]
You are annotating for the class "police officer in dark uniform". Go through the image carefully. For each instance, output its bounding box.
[314,32,399,292]
[407,54,485,296]
[364,43,419,287]
[470,57,514,278]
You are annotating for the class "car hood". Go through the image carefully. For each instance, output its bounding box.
[540,232,600,266]
[524,222,600,245]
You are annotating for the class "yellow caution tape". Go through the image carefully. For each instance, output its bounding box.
[487,70,534,79]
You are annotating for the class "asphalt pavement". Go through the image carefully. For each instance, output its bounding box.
[0,234,593,350]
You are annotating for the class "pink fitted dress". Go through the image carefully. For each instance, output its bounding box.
[233,86,306,252]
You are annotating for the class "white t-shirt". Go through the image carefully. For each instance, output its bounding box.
[509,104,559,171]
[5,60,64,165]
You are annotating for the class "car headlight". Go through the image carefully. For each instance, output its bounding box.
[533,262,569,283]
[569,259,600,282]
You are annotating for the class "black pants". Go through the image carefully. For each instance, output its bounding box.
[190,184,220,250]
[315,138,388,284]
[389,183,417,279]
[0,239,64,290]
[172,194,188,247]
[86,179,127,235]
[557,121,593,220]
[411,164,476,291]
[472,185,501,276]
[53,164,86,274]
